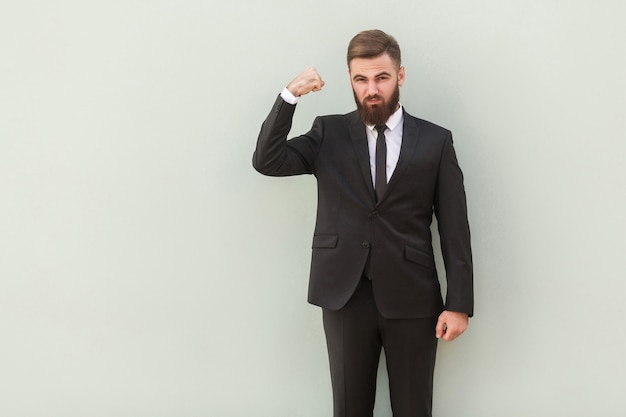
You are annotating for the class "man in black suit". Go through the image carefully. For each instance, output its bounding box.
[253,29,473,417]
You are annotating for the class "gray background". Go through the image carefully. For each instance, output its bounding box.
[1,1,625,416]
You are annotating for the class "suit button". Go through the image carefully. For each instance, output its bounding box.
[372,210,379,218]
[362,242,370,249]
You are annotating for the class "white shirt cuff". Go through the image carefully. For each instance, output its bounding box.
[280,87,299,105]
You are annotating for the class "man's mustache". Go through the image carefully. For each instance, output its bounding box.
[364,95,383,104]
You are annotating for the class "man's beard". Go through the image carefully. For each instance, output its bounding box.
[354,86,400,126]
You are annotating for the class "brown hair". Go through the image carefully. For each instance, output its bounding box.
[347,29,401,69]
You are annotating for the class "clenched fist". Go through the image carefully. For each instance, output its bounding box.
[435,310,469,342]
[287,67,325,97]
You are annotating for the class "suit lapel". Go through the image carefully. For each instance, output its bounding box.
[381,112,421,202]
[348,112,377,202]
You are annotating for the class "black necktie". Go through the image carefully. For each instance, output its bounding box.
[375,125,387,202]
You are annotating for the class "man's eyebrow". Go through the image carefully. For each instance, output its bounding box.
[352,71,392,80]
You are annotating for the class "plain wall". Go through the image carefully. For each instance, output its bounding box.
[1,1,625,416]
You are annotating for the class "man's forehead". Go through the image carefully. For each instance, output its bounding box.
[349,54,398,75]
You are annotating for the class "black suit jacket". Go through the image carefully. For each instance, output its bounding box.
[253,96,473,319]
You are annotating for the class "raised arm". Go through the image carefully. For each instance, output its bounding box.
[252,68,326,177]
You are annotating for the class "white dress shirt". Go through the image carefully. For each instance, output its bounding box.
[365,106,403,186]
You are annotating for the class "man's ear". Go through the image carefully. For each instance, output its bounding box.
[398,66,405,86]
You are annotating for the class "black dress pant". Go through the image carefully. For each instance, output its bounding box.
[322,278,438,417]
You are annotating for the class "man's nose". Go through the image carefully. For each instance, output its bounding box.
[367,81,378,96]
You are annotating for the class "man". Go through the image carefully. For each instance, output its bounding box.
[253,29,473,417]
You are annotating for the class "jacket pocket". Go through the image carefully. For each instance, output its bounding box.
[405,246,435,271]
[312,234,338,248]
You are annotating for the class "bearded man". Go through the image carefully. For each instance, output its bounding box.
[253,29,474,417]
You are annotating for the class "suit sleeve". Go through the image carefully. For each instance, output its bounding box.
[434,133,474,316]
[252,95,323,176]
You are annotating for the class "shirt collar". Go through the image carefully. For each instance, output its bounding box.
[366,104,404,132]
